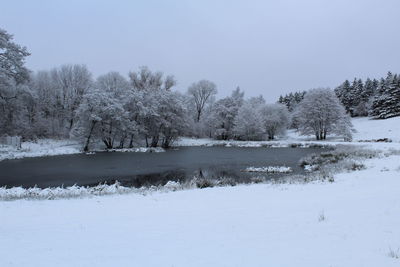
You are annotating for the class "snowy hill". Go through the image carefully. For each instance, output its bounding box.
[352,116,400,142]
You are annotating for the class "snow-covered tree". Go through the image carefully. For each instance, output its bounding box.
[158,91,189,148]
[353,78,377,117]
[259,104,290,140]
[233,98,264,140]
[0,28,32,137]
[278,91,306,112]
[371,72,400,119]
[128,66,188,147]
[95,72,130,96]
[187,80,217,122]
[209,87,244,140]
[72,89,107,151]
[50,64,93,132]
[334,80,354,115]
[294,88,353,140]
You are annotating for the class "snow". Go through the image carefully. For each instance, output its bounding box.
[352,116,400,142]
[244,166,293,173]
[0,154,399,266]
[0,139,81,162]
[0,140,165,162]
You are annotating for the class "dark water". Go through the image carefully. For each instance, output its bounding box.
[0,147,325,188]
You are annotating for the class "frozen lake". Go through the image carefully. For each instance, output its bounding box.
[0,147,326,188]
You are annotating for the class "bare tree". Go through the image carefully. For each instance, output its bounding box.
[187,80,217,122]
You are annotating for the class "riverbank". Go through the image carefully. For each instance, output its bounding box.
[0,140,165,162]
[0,139,81,162]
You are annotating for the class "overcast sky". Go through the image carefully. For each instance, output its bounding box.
[2,0,400,101]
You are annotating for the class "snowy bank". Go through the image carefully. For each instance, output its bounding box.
[0,139,81,162]
[174,137,336,148]
[0,140,165,162]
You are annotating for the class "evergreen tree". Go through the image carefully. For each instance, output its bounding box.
[334,80,353,115]
[278,91,306,112]
[371,72,400,119]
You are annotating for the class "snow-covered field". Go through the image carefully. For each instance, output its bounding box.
[0,154,399,266]
[1,117,400,266]
[352,116,400,142]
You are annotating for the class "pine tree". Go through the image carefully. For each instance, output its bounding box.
[380,73,400,118]
[277,91,306,112]
[334,80,353,114]
[371,78,387,118]
[371,72,400,119]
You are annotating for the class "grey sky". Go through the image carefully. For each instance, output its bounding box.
[2,0,400,101]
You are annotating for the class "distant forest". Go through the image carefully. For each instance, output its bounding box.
[278,71,400,119]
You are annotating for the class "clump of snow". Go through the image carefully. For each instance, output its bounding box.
[304,164,317,172]
[244,166,293,173]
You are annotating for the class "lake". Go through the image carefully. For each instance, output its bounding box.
[0,147,326,188]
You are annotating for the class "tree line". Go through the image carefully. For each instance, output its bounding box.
[2,27,358,149]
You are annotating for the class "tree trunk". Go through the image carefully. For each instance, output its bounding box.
[83,121,96,152]
[151,135,159,147]
[162,136,173,148]
[129,134,135,148]
[69,118,74,130]
[196,110,201,122]
[102,138,113,149]
[118,137,125,149]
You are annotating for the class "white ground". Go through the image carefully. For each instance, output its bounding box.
[1,117,400,266]
[0,139,81,161]
[0,140,164,162]
[351,116,400,142]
